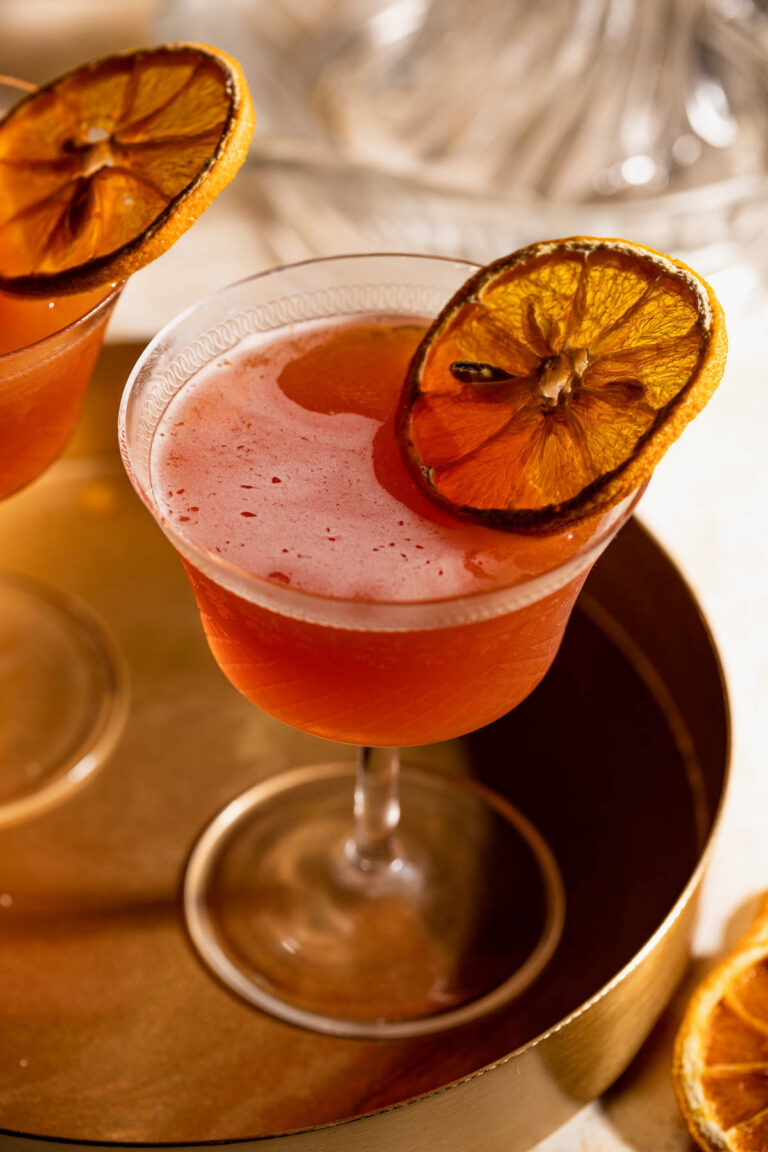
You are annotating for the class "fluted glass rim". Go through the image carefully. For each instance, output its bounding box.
[118,253,643,631]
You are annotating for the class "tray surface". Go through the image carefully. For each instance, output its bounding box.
[0,346,728,1145]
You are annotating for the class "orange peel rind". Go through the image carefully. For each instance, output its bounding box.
[397,237,727,533]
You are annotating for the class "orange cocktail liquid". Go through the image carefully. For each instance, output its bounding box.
[0,287,111,497]
[151,316,596,747]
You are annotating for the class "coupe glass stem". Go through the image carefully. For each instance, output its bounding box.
[349,746,402,872]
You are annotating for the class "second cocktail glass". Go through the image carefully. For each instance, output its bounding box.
[0,282,126,826]
[119,254,640,1037]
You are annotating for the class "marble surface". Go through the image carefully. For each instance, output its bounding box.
[111,200,768,1150]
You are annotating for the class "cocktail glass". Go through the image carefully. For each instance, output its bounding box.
[119,254,641,1038]
[0,282,127,825]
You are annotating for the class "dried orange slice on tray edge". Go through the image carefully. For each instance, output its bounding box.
[397,237,727,533]
[674,894,768,1152]
[0,43,254,294]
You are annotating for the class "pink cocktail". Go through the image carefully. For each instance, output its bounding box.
[151,313,611,747]
[121,254,640,1037]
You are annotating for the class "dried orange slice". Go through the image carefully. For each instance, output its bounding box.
[674,895,768,1152]
[398,237,727,532]
[0,44,254,294]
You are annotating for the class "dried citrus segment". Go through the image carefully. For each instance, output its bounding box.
[674,895,768,1152]
[398,238,727,532]
[0,44,254,294]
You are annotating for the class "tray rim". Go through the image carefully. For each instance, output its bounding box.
[0,515,732,1150]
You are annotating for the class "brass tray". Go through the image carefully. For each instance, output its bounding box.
[0,345,729,1151]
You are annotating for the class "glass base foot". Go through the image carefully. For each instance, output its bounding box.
[184,763,565,1038]
[0,572,128,826]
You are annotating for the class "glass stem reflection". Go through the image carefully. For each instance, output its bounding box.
[350,746,402,871]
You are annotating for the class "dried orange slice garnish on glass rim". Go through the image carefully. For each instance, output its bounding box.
[0,43,254,294]
[674,894,768,1152]
[397,237,727,533]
